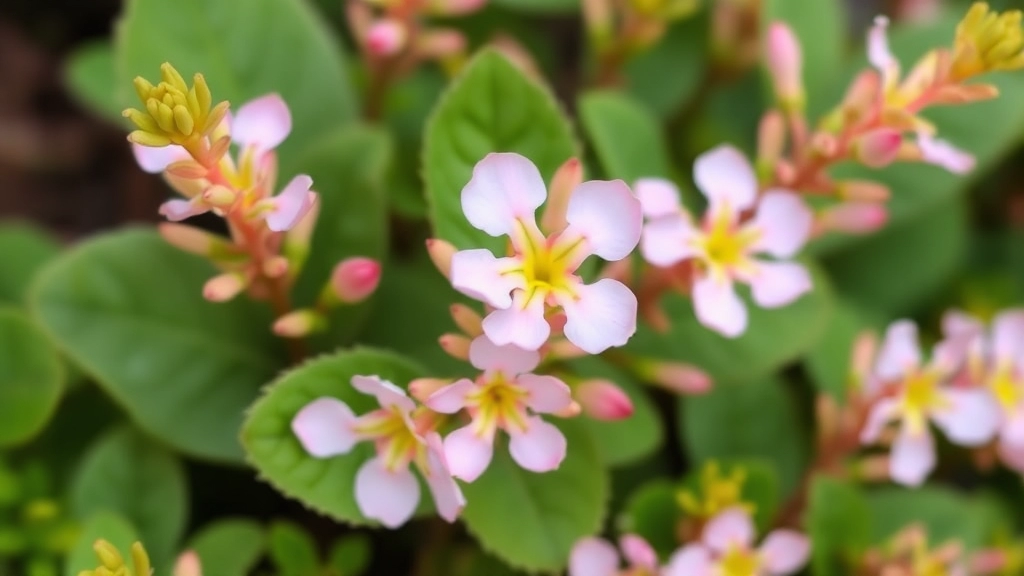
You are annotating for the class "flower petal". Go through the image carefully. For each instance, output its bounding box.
[619,534,658,570]
[291,398,359,457]
[351,375,416,413]
[468,335,540,374]
[159,198,208,221]
[760,530,811,575]
[693,145,757,211]
[692,275,748,338]
[703,507,756,553]
[516,374,572,413]
[664,545,713,576]
[442,425,494,482]
[942,309,984,339]
[231,93,292,151]
[559,279,638,354]
[867,16,896,71]
[641,213,700,267]
[265,175,315,232]
[931,388,999,446]
[860,398,900,444]
[1001,408,1024,448]
[482,291,551,351]
[421,432,466,522]
[993,309,1024,363]
[875,320,922,381]
[461,153,547,237]
[747,261,812,309]
[508,416,567,473]
[890,425,935,487]
[917,132,975,174]
[636,177,682,218]
[750,191,812,258]
[354,457,421,528]
[132,143,188,173]
[450,249,521,309]
[564,179,642,261]
[568,538,620,576]
[425,379,474,414]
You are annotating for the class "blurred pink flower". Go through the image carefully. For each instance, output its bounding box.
[569,534,660,576]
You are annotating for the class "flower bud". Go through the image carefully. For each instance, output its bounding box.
[131,542,152,576]
[439,333,471,361]
[263,256,290,279]
[554,400,583,418]
[837,180,890,203]
[426,238,456,280]
[409,378,451,403]
[540,157,584,234]
[450,304,483,337]
[581,0,614,48]
[838,70,881,121]
[849,330,878,388]
[202,184,237,208]
[416,29,467,62]
[203,272,249,302]
[854,128,902,168]
[756,111,786,181]
[765,22,805,111]
[576,379,634,421]
[164,172,208,199]
[173,551,203,576]
[273,309,327,338]
[366,19,407,57]
[94,540,123,569]
[165,159,207,180]
[159,223,244,261]
[324,257,381,306]
[820,203,888,234]
[639,360,713,395]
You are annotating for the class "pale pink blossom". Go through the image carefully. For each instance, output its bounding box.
[292,375,465,528]
[569,534,660,576]
[637,146,813,338]
[450,153,642,354]
[426,336,572,481]
[664,507,810,576]
[860,320,999,486]
[917,132,976,174]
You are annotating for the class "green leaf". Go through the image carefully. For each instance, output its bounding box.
[617,479,680,558]
[268,521,321,576]
[578,90,674,181]
[460,419,609,573]
[327,533,372,576]
[491,0,578,13]
[70,426,188,568]
[0,308,63,447]
[63,40,121,123]
[807,476,870,576]
[681,378,809,495]
[867,486,1001,550]
[625,14,709,119]
[0,222,61,306]
[386,68,447,218]
[115,0,358,166]
[241,348,425,525]
[626,262,835,385]
[424,49,577,251]
[187,519,266,576]
[64,511,139,576]
[31,228,285,463]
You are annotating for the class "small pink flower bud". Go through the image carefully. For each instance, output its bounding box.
[263,256,289,279]
[642,361,713,395]
[366,19,407,57]
[765,22,805,110]
[849,330,878,387]
[840,70,881,119]
[158,223,239,259]
[203,184,237,208]
[854,128,903,168]
[166,160,207,180]
[540,157,584,234]
[164,172,208,199]
[450,304,483,337]
[756,111,786,178]
[203,272,248,302]
[820,203,888,234]
[837,180,891,203]
[426,238,456,280]
[173,551,202,576]
[273,309,326,338]
[416,29,467,62]
[409,378,451,403]
[439,333,471,361]
[328,257,381,305]
[576,379,634,421]
[555,400,583,418]
[582,0,614,47]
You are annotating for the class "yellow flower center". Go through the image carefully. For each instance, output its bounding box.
[508,220,582,306]
[718,547,761,576]
[677,461,755,520]
[353,406,421,472]
[900,369,946,432]
[696,207,759,271]
[990,363,1023,410]
[468,372,529,435]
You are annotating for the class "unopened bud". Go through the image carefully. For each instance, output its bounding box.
[810,132,839,158]
[283,197,321,280]
[159,223,231,259]
[838,70,881,123]
[263,256,289,279]
[273,309,327,338]
[166,160,207,180]
[540,157,584,234]
[582,0,614,47]
[849,330,878,388]
[416,29,467,62]
[820,203,888,234]
[837,180,890,203]
[765,22,805,111]
[854,128,902,168]
[426,238,456,280]
[409,378,451,403]
[756,111,786,180]
[439,333,471,361]
[173,551,203,576]
[450,304,483,337]
[93,540,123,569]
[638,360,713,395]
[202,184,237,207]
[366,19,407,57]
[576,379,635,421]
[322,257,381,306]
[164,171,208,199]
[130,542,152,576]
[203,272,249,302]
[554,400,583,418]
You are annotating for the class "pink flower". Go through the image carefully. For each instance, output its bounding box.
[665,507,810,576]
[291,375,465,528]
[569,534,660,576]
[637,146,813,338]
[450,153,642,354]
[860,320,999,486]
[426,336,573,482]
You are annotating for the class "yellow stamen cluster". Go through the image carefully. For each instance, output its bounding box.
[122,63,229,148]
[676,461,755,519]
[697,208,759,271]
[718,547,761,576]
[950,3,1024,81]
[77,540,152,576]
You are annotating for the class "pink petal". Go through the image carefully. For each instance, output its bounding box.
[750,191,812,258]
[998,440,1024,473]
[265,175,315,232]
[132,143,188,173]
[564,180,642,261]
[1000,409,1024,448]
[468,335,540,375]
[917,132,975,174]
[425,379,474,414]
[568,538,620,576]
[159,198,208,221]
[508,417,567,473]
[619,534,658,570]
[692,275,748,338]
[867,16,896,71]
[665,545,713,576]
[516,374,572,413]
[702,507,756,553]
[351,375,416,413]
[942,309,984,339]
[636,177,682,218]
[354,457,421,528]
[559,278,638,354]
[890,425,936,486]
[291,398,359,457]
[443,424,494,482]
[860,398,900,444]
[641,213,700,267]
[231,94,292,151]
[461,153,547,237]
[450,249,522,309]
[481,292,551,351]
[876,320,922,381]
[421,432,466,522]
[746,261,812,309]
[693,145,757,212]
[760,530,811,575]
[993,309,1024,363]
[931,388,999,446]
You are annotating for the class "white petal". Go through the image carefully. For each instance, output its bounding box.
[640,214,700,267]
[516,374,573,413]
[450,249,521,309]
[508,417,567,473]
[291,398,359,457]
[747,261,812,309]
[468,335,540,374]
[931,388,999,446]
[481,292,551,351]
[760,530,811,575]
[917,133,975,174]
[564,179,642,261]
[461,153,546,237]
[354,457,421,528]
[993,309,1024,363]
[702,507,756,553]
[443,425,494,482]
[265,175,315,232]
[351,375,416,413]
[559,279,637,354]
[860,398,900,444]
[132,143,188,173]
[425,379,474,414]
[421,432,466,522]
[231,93,292,151]
[568,538,620,576]
[890,425,936,487]
[750,191,812,258]
[664,545,713,576]
[159,198,208,221]
[693,145,757,212]
[867,16,896,71]
[875,320,922,381]
[692,275,748,338]
[635,177,682,218]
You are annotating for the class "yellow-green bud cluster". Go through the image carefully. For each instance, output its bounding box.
[122,63,229,148]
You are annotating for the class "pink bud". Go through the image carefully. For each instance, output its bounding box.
[619,534,658,570]
[272,309,326,338]
[849,330,878,386]
[159,223,223,257]
[439,333,471,361]
[854,128,902,168]
[577,380,634,421]
[165,160,207,180]
[409,378,451,403]
[203,272,248,302]
[329,257,381,304]
[765,22,805,109]
[366,19,407,57]
[450,304,483,337]
[837,180,891,203]
[426,238,456,280]
[840,70,882,117]
[173,551,202,576]
[646,362,713,395]
[820,203,888,234]
[540,157,584,234]
[416,29,467,62]
[757,111,786,170]
[263,256,289,279]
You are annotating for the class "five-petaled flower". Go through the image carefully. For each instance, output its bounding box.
[859,320,999,486]
[426,336,572,481]
[637,145,813,338]
[291,375,465,528]
[665,507,810,576]
[569,534,661,576]
[450,152,642,354]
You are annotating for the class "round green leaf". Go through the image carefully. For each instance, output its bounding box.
[63,40,121,124]
[625,13,708,119]
[617,479,680,558]
[327,533,372,576]
[579,90,674,182]
[0,308,63,447]
[241,348,425,525]
[31,228,286,463]
[807,476,870,576]
[867,486,1002,550]
[268,520,320,576]
[65,511,139,576]
[187,519,266,576]
[0,222,61,306]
